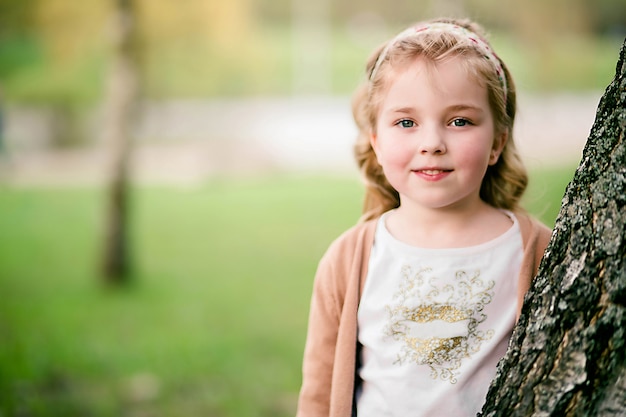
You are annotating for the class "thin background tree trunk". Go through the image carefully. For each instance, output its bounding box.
[102,0,139,284]
[479,39,626,416]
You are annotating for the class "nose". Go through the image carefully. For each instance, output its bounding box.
[418,125,446,155]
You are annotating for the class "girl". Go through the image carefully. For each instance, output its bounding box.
[297,18,552,417]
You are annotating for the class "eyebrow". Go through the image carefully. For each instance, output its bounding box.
[446,104,484,113]
[388,107,415,114]
[387,104,485,114]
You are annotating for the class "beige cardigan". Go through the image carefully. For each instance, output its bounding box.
[296,212,551,417]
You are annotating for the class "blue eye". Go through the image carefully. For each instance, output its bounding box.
[451,118,471,127]
[397,119,416,128]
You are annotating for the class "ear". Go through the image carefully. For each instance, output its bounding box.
[489,131,508,165]
[370,130,379,155]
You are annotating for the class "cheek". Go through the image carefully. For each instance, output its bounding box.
[377,144,413,168]
[457,142,494,171]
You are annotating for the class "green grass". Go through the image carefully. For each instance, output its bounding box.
[0,169,574,416]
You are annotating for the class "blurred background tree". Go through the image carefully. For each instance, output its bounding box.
[101,0,140,284]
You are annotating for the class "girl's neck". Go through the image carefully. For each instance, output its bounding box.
[385,201,513,249]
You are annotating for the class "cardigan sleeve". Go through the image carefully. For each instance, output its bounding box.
[296,221,376,417]
[296,246,343,417]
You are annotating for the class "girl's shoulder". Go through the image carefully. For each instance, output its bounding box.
[513,211,552,244]
[316,218,379,275]
[513,211,553,273]
[312,218,379,298]
[325,218,378,256]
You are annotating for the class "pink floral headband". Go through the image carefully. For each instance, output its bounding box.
[369,22,508,100]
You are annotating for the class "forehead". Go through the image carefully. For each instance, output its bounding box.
[382,56,488,106]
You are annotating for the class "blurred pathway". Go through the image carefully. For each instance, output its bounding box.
[1,92,602,186]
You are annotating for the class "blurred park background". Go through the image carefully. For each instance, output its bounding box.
[0,0,624,416]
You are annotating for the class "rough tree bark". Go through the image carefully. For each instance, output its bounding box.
[479,39,626,416]
[102,0,139,284]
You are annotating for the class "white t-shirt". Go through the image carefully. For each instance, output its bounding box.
[356,210,523,417]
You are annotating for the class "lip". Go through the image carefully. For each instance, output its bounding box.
[412,167,452,181]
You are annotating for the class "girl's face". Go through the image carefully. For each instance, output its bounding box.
[372,56,505,213]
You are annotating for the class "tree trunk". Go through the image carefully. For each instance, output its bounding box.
[479,39,626,416]
[102,0,139,284]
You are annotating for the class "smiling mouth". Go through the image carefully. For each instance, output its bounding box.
[415,169,452,175]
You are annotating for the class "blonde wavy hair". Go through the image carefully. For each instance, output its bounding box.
[353,17,527,221]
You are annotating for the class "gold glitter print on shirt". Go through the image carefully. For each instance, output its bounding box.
[384,265,495,384]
